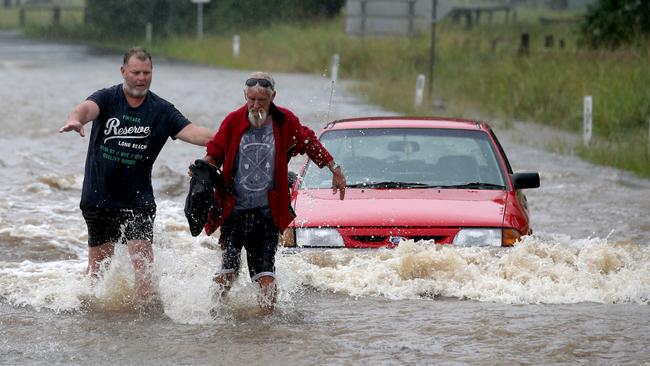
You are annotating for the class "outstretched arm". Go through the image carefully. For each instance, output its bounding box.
[176,123,215,147]
[59,100,100,137]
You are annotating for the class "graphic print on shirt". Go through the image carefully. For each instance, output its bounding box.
[99,115,151,166]
[236,129,275,193]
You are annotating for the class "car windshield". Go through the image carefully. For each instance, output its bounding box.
[299,127,508,189]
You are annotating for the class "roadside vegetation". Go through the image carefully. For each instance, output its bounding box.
[3,1,649,177]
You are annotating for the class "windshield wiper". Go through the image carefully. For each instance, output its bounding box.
[347,181,439,189]
[346,181,505,190]
[437,182,505,190]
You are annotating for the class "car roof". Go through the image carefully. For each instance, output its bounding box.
[323,116,491,132]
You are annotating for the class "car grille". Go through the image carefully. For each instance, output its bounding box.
[351,235,442,243]
[350,235,386,242]
[340,227,459,248]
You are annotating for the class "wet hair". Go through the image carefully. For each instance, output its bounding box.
[123,47,152,66]
[244,71,275,96]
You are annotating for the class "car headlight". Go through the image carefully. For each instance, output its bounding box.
[296,228,345,248]
[453,228,502,247]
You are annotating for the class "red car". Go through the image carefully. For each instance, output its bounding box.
[282,117,540,248]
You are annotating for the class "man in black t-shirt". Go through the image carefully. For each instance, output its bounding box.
[59,47,214,312]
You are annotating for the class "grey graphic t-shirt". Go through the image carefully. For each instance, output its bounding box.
[233,122,275,212]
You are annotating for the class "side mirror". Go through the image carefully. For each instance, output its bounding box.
[511,172,540,189]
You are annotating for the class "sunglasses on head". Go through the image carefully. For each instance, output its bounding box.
[245,78,274,90]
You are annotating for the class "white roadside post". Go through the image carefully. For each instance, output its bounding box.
[414,74,425,108]
[583,95,592,147]
[331,53,340,83]
[232,34,240,58]
[191,0,210,41]
[145,22,152,43]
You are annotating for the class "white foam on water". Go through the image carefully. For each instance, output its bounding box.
[1,199,648,324]
[0,259,88,311]
[0,199,295,323]
[278,236,650,305]
[0,206,88,259]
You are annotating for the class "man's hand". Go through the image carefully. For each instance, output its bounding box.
[189,155,219,176]
[60,100,99,137]
[59,120,86,137]
[328,161,346,200]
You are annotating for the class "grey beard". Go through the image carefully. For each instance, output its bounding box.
[123,83,148,98]
[248,109,266,128]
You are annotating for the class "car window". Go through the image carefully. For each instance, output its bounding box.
[300,128,508,189]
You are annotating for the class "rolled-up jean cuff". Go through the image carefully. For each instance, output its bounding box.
[251,272,276,282]
[215,269,235,275]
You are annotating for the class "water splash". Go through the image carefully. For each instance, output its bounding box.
[279,237,650,305]
[1,223,648,325]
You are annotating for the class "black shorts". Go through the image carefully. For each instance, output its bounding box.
[218,208,279,282]
[82,204,156,247]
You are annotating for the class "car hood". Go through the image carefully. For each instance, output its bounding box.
[292,188,508,228]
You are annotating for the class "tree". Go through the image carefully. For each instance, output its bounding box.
[203,0,345,33]
[85,0,345,39]
[581,0,650,49]
[84,0,194,39]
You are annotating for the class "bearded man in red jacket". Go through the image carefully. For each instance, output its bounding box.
[203,72,346,314]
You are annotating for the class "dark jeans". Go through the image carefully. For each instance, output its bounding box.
[218,208,279,282]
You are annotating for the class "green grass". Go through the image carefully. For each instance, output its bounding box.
[578,133,650,175]
[0,8,20,29]
[6,6,650,177]
[0,6,84,29]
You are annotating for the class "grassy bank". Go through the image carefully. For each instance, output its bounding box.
[0,6,84,29]
[10,8,650,177]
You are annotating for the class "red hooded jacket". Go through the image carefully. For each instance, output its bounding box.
[204,103,333,234]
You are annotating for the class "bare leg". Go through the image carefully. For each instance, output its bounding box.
[209,272,235,318]
[127,239,161,312]
[257,275,277,315]
[87,242,115,277]
[211,272,235,301]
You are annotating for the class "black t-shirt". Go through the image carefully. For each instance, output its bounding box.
[80,84,190,211]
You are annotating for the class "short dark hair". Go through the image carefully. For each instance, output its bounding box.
[123,47,152,66]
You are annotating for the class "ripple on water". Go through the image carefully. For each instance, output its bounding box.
[36,173,83,191]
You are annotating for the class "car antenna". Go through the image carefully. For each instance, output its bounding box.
[325,79,335,128]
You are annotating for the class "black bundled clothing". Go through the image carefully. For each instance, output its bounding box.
[184,159,225,237]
